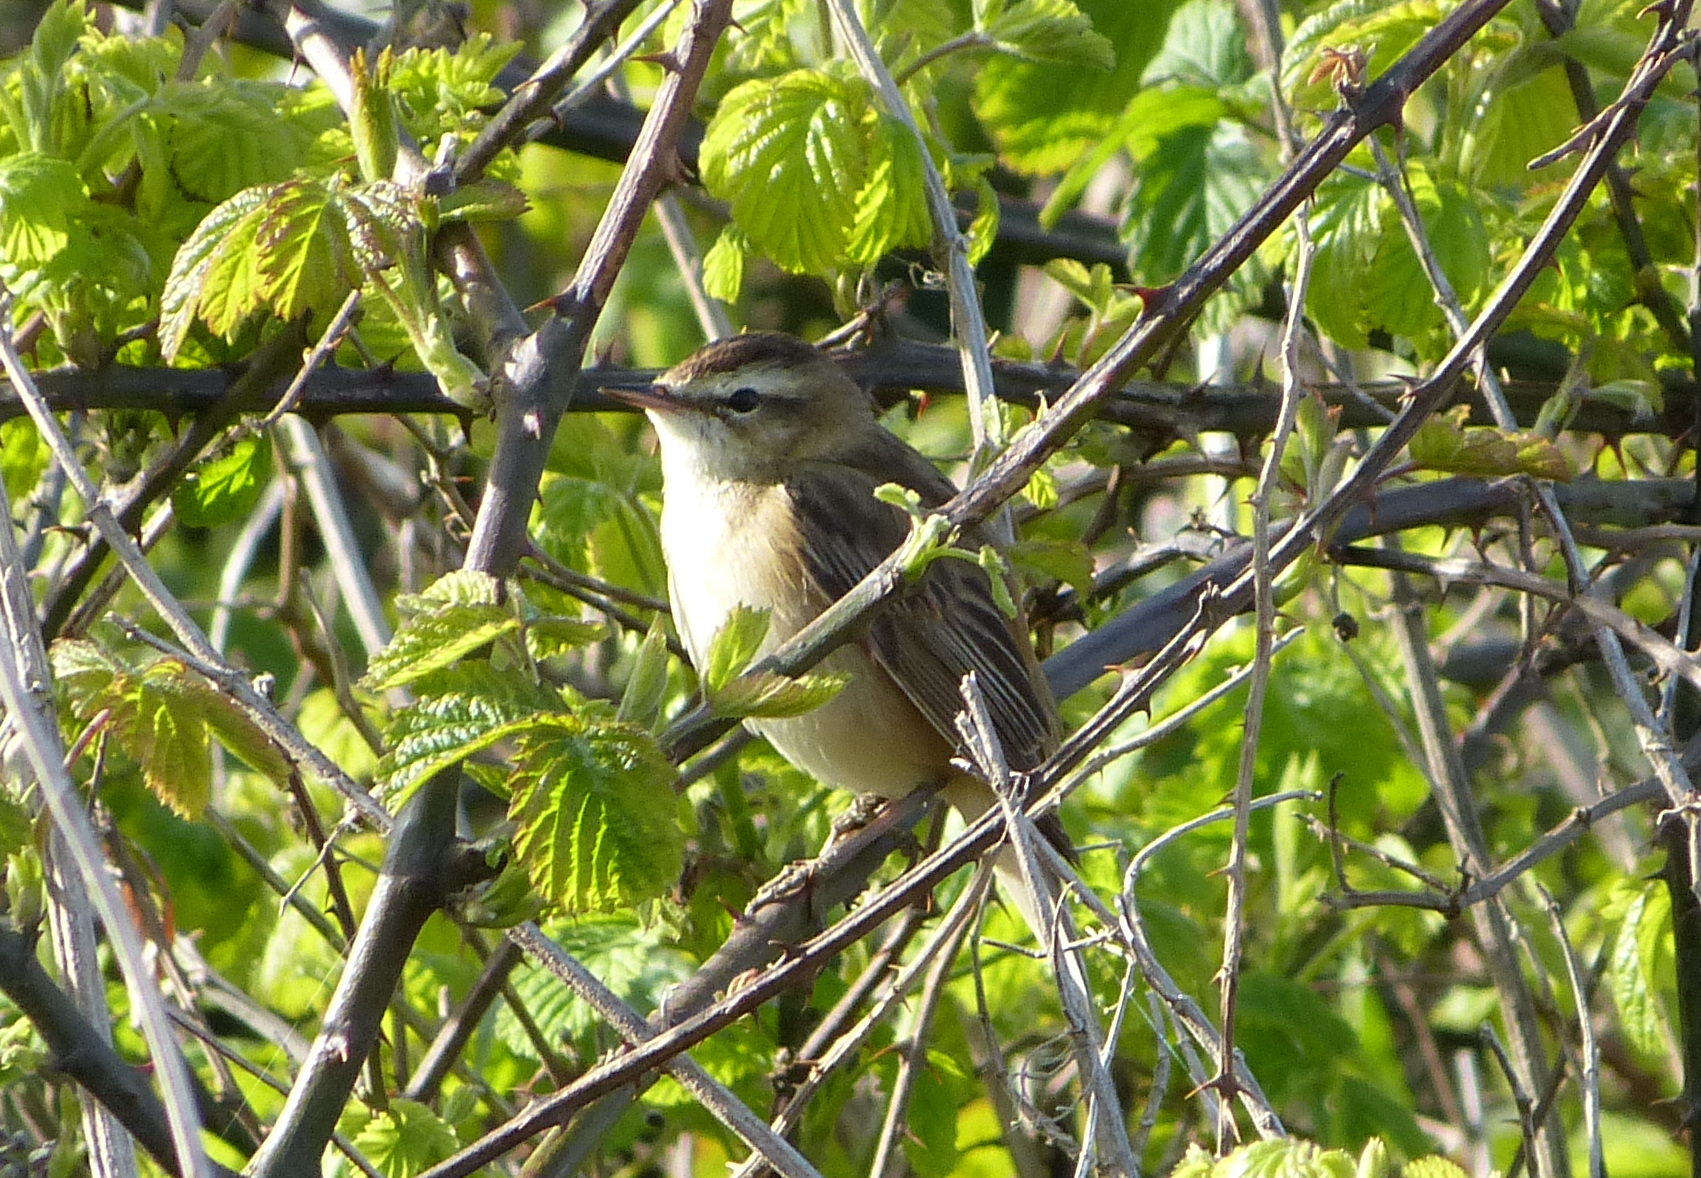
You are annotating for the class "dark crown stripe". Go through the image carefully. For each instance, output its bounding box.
[669,332,825,380]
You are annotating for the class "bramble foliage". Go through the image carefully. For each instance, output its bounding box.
[0,0,1694,1176]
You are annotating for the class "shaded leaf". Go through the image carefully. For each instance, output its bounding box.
[1408,406,1572,481]
[348,1099,459,1177]
[173,434,271,528]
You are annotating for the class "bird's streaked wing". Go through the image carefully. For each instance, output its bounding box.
[785,446,1059,773]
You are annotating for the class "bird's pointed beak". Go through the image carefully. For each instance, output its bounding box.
[599,380,678,413]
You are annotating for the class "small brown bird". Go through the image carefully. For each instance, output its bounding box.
[606,333,1068,909]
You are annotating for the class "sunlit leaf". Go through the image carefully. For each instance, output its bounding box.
[710,670,850,719]
[701,67,873,274]
[508,716,682,913]
[374,663,566,805]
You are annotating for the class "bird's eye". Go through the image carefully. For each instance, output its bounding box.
[726,387,761,414]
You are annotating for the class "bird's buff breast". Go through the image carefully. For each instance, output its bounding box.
[661,479,950,798]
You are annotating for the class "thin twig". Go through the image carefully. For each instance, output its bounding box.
[819,0,1003,466]
[0,335,211,1177]
[864,874,987,1178]
[1540,885,1604,1178]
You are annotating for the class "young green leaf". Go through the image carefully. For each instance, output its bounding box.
[710,670,850,719]
[976,545,1018,618]
[508,717,683,913]
[617,615,673,727]
[1,419,46,505]
[52,643,213,818]
[701,67,873,274]
[702,224,749,303]
[159,185,271,359]
[873,482,926,518]
[349,48,399,184]
[1408,406,1572,481]
[703,605,773,694]
[1609,882,1671,1055]
[846,113,932,266]
[347,1100,460,1177]
[0,153,89,265]
[525,615,606,661]
[254,178,363,324]
[0,789,36,860]
[173,434,271,528]
[363,605,520,691]
[977,0,1115,68]
[374,663,567,805]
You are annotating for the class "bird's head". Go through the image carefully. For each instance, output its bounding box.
[603,333,880,481]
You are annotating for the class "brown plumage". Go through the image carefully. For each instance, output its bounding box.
[607,332,1068,870]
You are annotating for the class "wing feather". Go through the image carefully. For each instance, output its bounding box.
[785,441,1059,773]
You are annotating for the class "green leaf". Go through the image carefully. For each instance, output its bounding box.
[158,184,272,360]
[349,48,399,184]
[193,682,291,785]
[51,643,218,819]
[1008,537,1094,598]
[1402,1159,1470,1178]
[525,615,606,661]
[1043,84,1224,224]
[1,419,46,505]
[1610,882,1670,1054]
[436,179,529,223]
[701,67,872,274]
[0,153,89,266]
[348,1099,460,1178]
[374,663,567,805]
[846,113,933,265]
[1304,170,1383,350]
[703,605,773,693]
[254,178,363,324]
[1407,406,1573,481]
[977,0,1115,68]
[1213,1140,1357,1178]
[164,82,308,203]
[414,568,504,607]
[710,670,850,719]
[702,223,749,303]
[496,914,692,1055]
[617,616,672,728]
[975,0,1176,174]
[382,34,521,144]
[1140,0,1252,88]
[873,482,926,517]
[1285,2,1443,111]
[975,545,1018,618]
[1123,119,1264,285]
[900,1049,969,1176]
[173,434,271,528]
[362,572,519,691]
[0,789,34,859]
[1462,56,1577,189]
[14,1,90,154]
[508,717,682,913]
[363,605,519,691]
